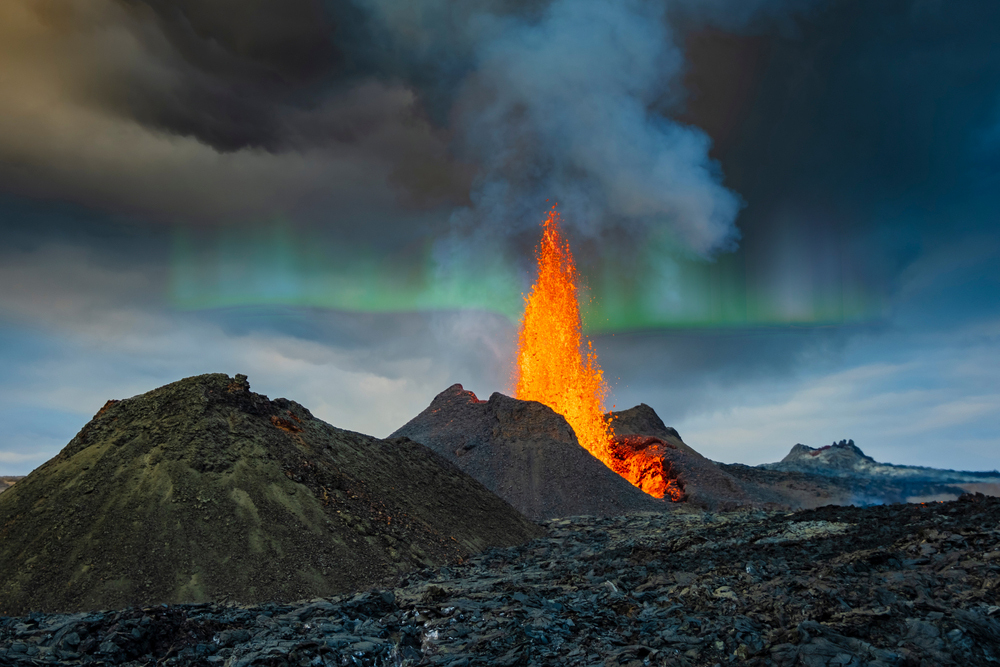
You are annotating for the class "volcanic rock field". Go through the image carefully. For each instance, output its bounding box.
[2,374,999,665]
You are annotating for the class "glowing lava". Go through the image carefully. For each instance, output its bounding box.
[514,206,614,465]
[513,206,683,501]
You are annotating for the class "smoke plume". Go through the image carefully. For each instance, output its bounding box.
[358,0,751,255]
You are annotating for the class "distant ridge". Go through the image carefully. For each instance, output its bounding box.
[773,439,876,473]
[711,439,1000,506]
[764,439,1000,481]
[0,374,541,616]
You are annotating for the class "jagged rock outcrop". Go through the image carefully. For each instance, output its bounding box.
[608,404,686,450]
[0,374,542,616]
[773,440,878,474]
[390,385,667,520]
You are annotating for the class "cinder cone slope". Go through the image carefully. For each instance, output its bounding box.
[0,374,541,616]
[390,385,667,519]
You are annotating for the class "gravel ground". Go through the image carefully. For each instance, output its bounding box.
[2,494,999,666]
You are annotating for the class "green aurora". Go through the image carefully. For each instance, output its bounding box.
[170,222,887,332]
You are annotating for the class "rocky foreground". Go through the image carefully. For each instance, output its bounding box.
[3,494,999,666]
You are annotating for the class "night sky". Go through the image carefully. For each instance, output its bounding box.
[2,0,998,475]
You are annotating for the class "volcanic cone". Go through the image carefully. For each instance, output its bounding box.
[390,385,669,519]
[0,374,541,616]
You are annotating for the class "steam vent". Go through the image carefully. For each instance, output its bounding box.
[0,374,541,616]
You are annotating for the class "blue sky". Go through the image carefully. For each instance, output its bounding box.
[0,0,997,474]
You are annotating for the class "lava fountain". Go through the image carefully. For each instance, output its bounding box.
[513,205,615,465]
[513,206,682,500]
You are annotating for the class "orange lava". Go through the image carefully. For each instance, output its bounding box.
[514,206,614,465]
[514,206,678,500]
[612,435,686,502]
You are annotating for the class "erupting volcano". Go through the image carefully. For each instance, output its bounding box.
[514,207,682,501]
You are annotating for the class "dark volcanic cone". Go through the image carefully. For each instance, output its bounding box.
[390,385,667,519]
[0,374,542,616]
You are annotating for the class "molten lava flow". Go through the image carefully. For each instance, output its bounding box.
[612,435,686,502]
[514,206,682,500]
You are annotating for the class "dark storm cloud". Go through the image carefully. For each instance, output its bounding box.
[4,0,996,301]
[0,0,468,225]
[95,0,819,155]
[0,0,823,252]
[103,0,352,152]
[678,0,1000,287]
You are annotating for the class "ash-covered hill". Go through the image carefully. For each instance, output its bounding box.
[390,385,667,519]
[0,374,541,616]
[393,387,1000,512]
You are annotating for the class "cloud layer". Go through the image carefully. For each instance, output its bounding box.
[0,0,784,257]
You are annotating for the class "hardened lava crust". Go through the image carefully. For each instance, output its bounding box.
[2,494,998,666]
